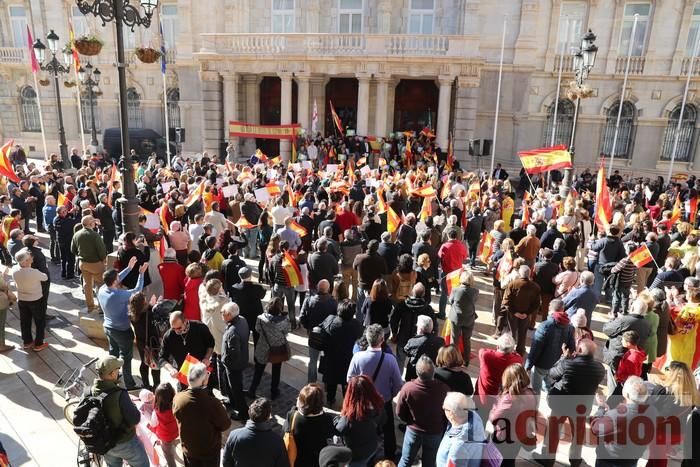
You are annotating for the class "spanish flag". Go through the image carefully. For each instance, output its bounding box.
[594,164,612,232]
[518,145,572,175]
[157,233,169,259]
[159,202,170,234]
[0,140,20,183]
[478,231,494,264]
[445,267,463,296]
[413,184,436,198]
[377,188,388,214]
[329,100,344,134]
[57,191,70,207]
[235,216,254,229]
[670,195,682,225]
[467,181,480,202]
[419,196,432,222]
[255,149,269,162]
[446,136,454,171]
[184,180,205,207]
[177,354,202,386]
[289,219,308,237]
[440,180,452,201]
[629,244,653,268]
[420,127,435,139]
[387,206,401,234]
[357,156,367,166]
[441,319,464,353]
[269,156,282,167]
[689,196,699,225]
[266,183,281,197]
[282,251,303,287]
[521,200,530,226]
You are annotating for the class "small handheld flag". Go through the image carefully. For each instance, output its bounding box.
[629,244,653,268]
[282,251,303,287]
[445,267,463,296]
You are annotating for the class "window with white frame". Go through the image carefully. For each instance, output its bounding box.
[166,88,180,128]
[686,3,700,56]
[272,0,294,33]
[9,5,28,47]
[81,95,100,133]
[408,0,434,34]
[557,2,587,54]
[127,88,143,128]
[618,3,650,56]
[71,6,89,38]
[339,0,363,33]
[122,23,137,49]
[161,4,178,49]
[20,86,40,132]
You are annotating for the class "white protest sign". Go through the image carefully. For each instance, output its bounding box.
[144,214,161,230]
[161,181,174,193]
[302,161,313,171]
[359,165,371,177]
[222,184,238,198]
[326,164,339,174]
[254,187,271,203]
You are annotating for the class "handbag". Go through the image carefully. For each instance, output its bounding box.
[260,324,291,364]
[142,308,160,370]
[284,411,298,467]
[467,410,504,467]
[308,326,327,351]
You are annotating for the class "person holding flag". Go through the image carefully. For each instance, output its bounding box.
[438,228,467,320]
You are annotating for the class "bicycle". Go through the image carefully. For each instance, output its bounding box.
[53,357,103,466]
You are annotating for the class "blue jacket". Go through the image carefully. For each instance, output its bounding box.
[436,411,485,467]
[97,266,144,331]
[42,205,57,228]
[222,420,289,467]
[525,312,575,370]
[563,285,599,325]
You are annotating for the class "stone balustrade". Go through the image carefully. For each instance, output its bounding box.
[0,47,26,64]
[615,55,645,74]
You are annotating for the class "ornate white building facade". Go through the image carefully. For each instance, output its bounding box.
[1,0,699,175]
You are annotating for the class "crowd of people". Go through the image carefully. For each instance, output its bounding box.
[1,137,700,467]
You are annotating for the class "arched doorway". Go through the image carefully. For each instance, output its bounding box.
[259,76,298,157]
[393,79,438,133]
[325,78,358,136]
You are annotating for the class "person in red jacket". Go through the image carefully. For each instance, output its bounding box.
[610,330,646,402]
[437,229,467,318]
[148,383,180,467]
[158,248,186,301]
[183,263,204,321]
[475,333,523,413]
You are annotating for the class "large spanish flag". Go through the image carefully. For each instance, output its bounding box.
[413,184,436,198]
[594,164,612,231]
[265,183,281,197]
[0,140,20,183]
[670,195,682,225]
[445,267,463,296]
[289,219,308,237]
[419,196,432,222]
[387,206,401,233]
[282,251,303,287]
[629,244,653,268]
[518,145,572,175]
[478,231,494,264]
[184,180,205,207]
[329,101,344,135]
[377,188,388,214]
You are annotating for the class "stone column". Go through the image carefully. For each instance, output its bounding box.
[356,73,371,136]
[296,73,311,132]
[222,72,239,160]
[374,75,391,138]
[453,76,479,162]
[310,76,328,136]
[279,72,293,160]
[436,76,454,151]
[199,70,223,156]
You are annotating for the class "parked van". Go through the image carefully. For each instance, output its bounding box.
[103,128,176,162]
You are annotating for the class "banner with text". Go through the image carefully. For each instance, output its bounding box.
[229,121,300,140]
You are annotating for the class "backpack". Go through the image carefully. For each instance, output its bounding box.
[151,299,178,340]
[72,387,122,455]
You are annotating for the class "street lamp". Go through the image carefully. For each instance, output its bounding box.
[78,62,101,148]
[33,30,72,170]
[75,0,158,235]
[561,29,598,196]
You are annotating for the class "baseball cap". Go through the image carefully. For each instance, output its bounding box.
[97,355,123,376]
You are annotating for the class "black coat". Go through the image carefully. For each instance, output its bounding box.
[390,297,436,346]
[230,281,266,332]
[403,333,445,380]
[320,315,363,385]
[116,246,151,288]
[221,255,246,296]
[547,354,605,397]
[54,214,79,244]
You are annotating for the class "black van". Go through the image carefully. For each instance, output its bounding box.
[102,128,177,163]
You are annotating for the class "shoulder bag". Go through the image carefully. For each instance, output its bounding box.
[371,350,386,383]
[284,410,298,467]
[143,308,160,370]
[467,410,504,467]
[261,323,291,364]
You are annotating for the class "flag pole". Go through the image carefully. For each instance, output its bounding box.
[668,16,700,183]
[162,72,170,168]
[490,17,507,178]
[32,72,49,161]
[74,64,87,154]
[549,17,569,187]
[608,14,638,174]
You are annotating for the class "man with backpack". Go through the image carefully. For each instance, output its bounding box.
[74,355,148,467]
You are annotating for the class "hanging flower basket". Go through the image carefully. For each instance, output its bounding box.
[39,78,50,87]
[566,81,594,100]
[73,36,103,56]
[135,47,161,64]
[94,90,103,97]
[64,80,76,88]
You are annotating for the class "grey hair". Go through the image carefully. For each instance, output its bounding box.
[526,224,537,235]
[416,315,433,334]
[14,250,31,264]
[549,299,564,313]
[169,310,184,326]
[415,355,435,381]
[222,302,240,318]
[553,238,565,249]
[187,362,208,388]
[381,231,391,242]
[497,333,516,353]
[442,392,474,423]
[622,376,648,404]
[581,271,595,286]
[518,265,531,279]
[630,298,648,316]
[365,324,384,348]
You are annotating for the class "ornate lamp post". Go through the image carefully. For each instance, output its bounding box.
[78,62,101,148]
[75,0,158,234]
[561,29,598,197]
[33,30,72,170]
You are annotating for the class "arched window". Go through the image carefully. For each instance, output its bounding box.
[80,95,100,133]
[660,104,697,162]
[600,101,636,159]
[20,86,40,132]
[542,98,575,147]
[127,87,143,128]
[166,88,180,128]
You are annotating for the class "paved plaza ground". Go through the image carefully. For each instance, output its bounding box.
[0,226,624,467]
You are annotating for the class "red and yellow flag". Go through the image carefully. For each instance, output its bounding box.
[689,196,699,225]
[377,188,388,214]
[357,156,367,167]
[266,183,281,197]
[518,145,572,175]
[594,164,612,232]
[521,200,530,226]
[446,136,455,171]
[0,140,20,183]
[467,181,480,202]
[158,233,169,259]
[670,195,682,225]
[387,206,401,233]
[68,20,81,72]
[235,216,254,229]
[629,244,653,268]
[445,267,463,296]
[289,219,308,237]
[282,251,303,287]
[478,231,494,264]
[183,180,205,207]
[106,162,120,208]
[57,192,70,207]
[329,101,344,134]
[413,184,436,198]
[177,354,202,386]
[269,156,282,167]
[405,140,413,167]
[159,202,170,234]
[440,180,452,201]
[419,196,433,222]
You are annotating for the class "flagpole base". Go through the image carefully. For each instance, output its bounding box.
[559,168,573,198]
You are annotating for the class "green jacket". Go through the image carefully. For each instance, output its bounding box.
[91,379,140,445]
[71,228,107,263]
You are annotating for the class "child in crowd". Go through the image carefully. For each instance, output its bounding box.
[148,383,180,467]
